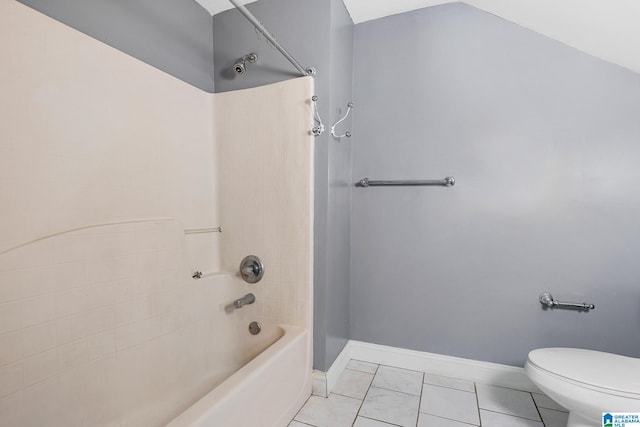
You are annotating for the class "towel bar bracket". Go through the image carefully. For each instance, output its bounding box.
[539,292,595,311]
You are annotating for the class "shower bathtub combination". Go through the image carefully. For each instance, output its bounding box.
[0,0,315,425]
[168,325,311,427]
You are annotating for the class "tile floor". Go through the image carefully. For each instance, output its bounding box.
[289,360,569,427]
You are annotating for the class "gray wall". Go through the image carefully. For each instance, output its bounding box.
[350,3,640,367]
[324,0,354,370]
[213,0,353,371]
[17,0,215,92]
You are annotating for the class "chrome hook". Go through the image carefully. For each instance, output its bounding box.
[331,101,354,139]
[311,95,325,137]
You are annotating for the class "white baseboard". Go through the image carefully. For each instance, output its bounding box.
[312,341,353,397]
[315,340,540,394]
[325,342,353,393]
[311,370,327,397]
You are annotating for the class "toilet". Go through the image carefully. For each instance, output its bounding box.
[525,348,640,427]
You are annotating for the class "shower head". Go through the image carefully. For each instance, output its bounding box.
[233,53,258,75]
[233,60,246,75]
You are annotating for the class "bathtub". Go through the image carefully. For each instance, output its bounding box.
[167,325,312,427]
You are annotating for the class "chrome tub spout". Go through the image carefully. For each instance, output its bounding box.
[233,293,256,309]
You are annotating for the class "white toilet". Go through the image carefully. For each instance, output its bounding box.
[525,348,640,427]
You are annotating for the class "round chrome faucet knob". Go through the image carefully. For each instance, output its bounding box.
[239,255,264,283]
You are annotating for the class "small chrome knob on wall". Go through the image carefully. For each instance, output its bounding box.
[239,255,264,283]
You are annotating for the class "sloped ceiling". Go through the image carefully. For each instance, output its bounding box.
[195,0,640,75]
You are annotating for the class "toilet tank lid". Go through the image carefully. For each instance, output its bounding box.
[527,348,640,396]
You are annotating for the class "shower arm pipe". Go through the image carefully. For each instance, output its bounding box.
[227,0,315,77]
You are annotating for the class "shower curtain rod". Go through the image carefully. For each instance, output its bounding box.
[227,0,316,77]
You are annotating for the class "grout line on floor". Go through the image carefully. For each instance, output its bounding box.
[419,412,479,426]
[473,382,482,427]
[540,407,568,414]
[480,408,546,424]
[357,415,404,427]
[290,393,314,426]
[415,371,424,427]
[376,363,424,374]
[350,362,371,427]
[530,390,546,426]
[475,382,536,393]
[368,384,422,398]
[422,381,476,394]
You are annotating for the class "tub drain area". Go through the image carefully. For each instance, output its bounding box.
[249,321,261,335]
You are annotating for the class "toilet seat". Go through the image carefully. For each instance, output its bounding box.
[527,348,640,399]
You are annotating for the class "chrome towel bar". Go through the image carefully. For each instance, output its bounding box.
[355,176,455,188]
[539,292,595,311]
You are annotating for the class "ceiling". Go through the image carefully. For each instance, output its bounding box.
[195,0,640,75]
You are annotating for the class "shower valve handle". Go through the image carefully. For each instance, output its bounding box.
[242,265,258,276]
[239,255,264,283]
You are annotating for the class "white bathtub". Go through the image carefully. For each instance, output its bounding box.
[167,325,312,427]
